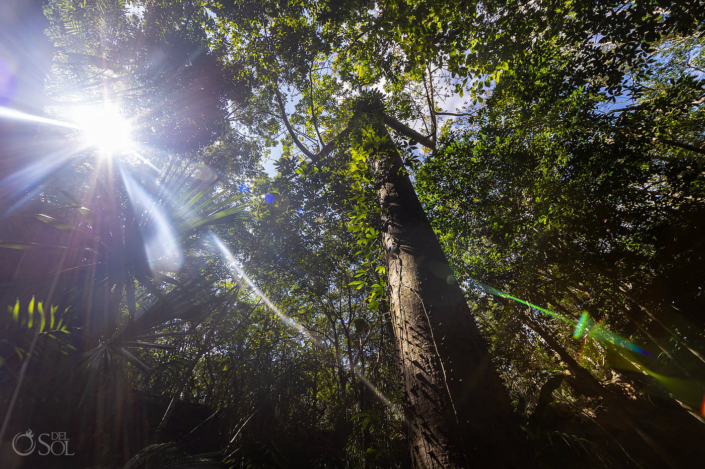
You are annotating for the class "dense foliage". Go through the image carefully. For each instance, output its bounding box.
[0,0,704,468]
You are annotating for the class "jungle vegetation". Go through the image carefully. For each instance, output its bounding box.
[0,0,704,468]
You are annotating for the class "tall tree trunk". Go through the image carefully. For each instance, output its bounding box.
[370,122,534,468]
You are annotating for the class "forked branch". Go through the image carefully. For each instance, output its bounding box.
[275,87,435,169]
[275,87,316,159]
[275,86,351,165]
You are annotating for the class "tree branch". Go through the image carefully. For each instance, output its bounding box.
[382,114,436,150]
[652,136,705,156]
[623,128,705,155]
[309,70,325,146]
[425,64,437,142]
[275,87,315,159]
[275,86,352,167]
[423,70,436,138]
[313,127,351,163]
[277,87,433,168]
[435,111,476,117]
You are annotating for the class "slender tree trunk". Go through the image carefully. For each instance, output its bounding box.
[370,122,534,468]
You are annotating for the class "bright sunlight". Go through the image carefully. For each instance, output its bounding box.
[72,102,133,156]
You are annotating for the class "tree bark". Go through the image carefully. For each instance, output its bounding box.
[371,122,534,468]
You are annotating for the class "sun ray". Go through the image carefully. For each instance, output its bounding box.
[121,168,183,274]
[0,106,79,129]
[211,235,403,417]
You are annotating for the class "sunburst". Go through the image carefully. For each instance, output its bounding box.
[71,102,133,157]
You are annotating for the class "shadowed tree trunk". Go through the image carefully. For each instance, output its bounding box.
[277,91,535,466]
[369,121,534,468]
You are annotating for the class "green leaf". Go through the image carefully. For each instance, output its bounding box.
[0,242,88,251]
[0,243,37,250]
[174,182,217,218]
[38,302,46,332]
[196,189,237,214]
[34,214,74,230]
[27,296,34,328]
[50,305,57,330]
[12,299,19,322]
[191,205,249,229]
[118,348,152,373]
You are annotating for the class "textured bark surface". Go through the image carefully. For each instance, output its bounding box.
[371,123,534,468]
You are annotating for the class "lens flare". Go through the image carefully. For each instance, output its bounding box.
[0,106,79,129]
[72,103,132,157]
[121,170,183,274]
[212,235,311,338]
[193,165,217,183]
[130,152,160,172]
[211,235,402,417]
[573,312,590,339]
[0,147,79,214]
[477,281,650,356]
[0,59,17,105]
[477,281,705,417]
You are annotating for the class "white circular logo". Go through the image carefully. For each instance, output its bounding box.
[12,429,36,456]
